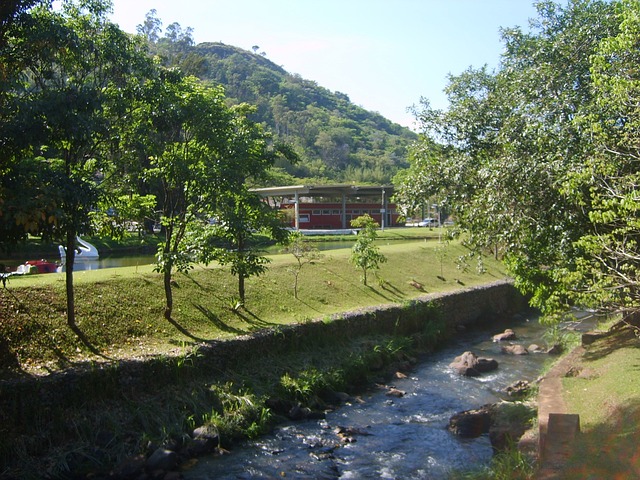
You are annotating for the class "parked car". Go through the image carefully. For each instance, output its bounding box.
[418,218,435,227]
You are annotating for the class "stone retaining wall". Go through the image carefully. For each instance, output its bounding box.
[0,280,528,417]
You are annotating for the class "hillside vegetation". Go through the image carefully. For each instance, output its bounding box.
[143,16,417,184]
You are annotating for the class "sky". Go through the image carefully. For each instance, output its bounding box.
[108,0,541,129]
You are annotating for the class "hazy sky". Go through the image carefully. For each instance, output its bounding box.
[108,0,542,129]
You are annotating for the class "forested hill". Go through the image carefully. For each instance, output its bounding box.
[188,42,417,184]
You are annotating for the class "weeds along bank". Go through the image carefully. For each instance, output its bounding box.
[0,281,527,479]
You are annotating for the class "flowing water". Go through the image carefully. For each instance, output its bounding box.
[184,314,593,479]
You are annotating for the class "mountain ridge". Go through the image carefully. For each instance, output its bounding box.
[183,41,417,184]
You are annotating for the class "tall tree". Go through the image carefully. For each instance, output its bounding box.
[189,104,297,305]
[1,0,152,327]
[204,191,288,304]
[397,0,623,322]
[559,0,640,320]
[135,72,230,320]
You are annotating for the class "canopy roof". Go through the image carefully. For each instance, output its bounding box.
[252,184,394,199]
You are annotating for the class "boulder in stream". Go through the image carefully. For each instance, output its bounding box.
[449,401,535,451]
[449,351,499,377]
[501,344,529,355]
[492,329,516,342]
[505,380,531,398]
[448,404,494,437]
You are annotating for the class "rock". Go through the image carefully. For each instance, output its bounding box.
[334,425,372,443]
[505,380,531,398]
[492,329,516,342]
[546,343,564,355]
[501,344,529,355]
[385,387,406,398]
[265,396,294,415]
[528,344,544,353]
[475,357,499,373]
[449,351,499,376]
[190,424,219,454]
[112,454,146,478]
[146,447,178,471]
[321,390,353,405]
[448,404,494,437]
[288,404,313,420]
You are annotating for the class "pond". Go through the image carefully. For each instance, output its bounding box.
[4,238,429,273]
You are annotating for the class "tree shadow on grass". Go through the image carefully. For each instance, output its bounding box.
[180,271,210,292]
[365,285,397,303]
[69,324,112,360]
[165,315,208,342]
[294,298,323,314]
[582,326,640,362]
[379,280,405,298]
[320,266,391,301]
[193,303,246,334]
[233,307,275,329]
[559,401,640,479]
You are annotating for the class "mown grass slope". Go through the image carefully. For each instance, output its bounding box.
[0,238,507,377]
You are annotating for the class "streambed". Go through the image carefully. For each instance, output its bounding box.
[184,314,589,479]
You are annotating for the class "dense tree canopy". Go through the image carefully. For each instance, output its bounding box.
[396,0,640,323]
[0,0,296,325]
[1,0,153,326]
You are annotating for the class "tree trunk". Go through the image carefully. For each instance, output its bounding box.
[163,229,174,320]
[163,268,173,320]
[65,231,76,328]
[238,274,245,304]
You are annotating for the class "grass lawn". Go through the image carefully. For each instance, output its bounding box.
[0,236,507,377]
[0,233,512,479]
[559,326,640,479]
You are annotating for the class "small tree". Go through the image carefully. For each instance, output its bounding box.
[350,214,386,286]
[197,191,289,305]
[283,231,322,299]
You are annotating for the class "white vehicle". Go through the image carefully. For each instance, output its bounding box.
[417,218,435,227]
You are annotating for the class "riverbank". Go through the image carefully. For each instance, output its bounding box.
[1,238,516,478]
[0,281,527,479]
[533,320,640,479]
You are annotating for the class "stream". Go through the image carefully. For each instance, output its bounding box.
[184,313,593,479]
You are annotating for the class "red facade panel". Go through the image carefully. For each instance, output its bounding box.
[281,202,401,229]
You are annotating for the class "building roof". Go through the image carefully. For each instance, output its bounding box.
[252,184,394,198]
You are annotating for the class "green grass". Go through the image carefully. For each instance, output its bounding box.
[0,238,506,374]
[0,234,509,478]
[558,327,640,478]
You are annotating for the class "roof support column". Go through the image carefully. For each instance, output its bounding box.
[294,191,300,230]
[381,188,386,231]
[341,192,347,229]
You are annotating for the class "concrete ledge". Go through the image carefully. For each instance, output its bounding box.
[537,346,585,478]
[538,413,580,479]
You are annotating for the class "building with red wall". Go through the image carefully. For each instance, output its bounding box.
[252,184,402,231]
